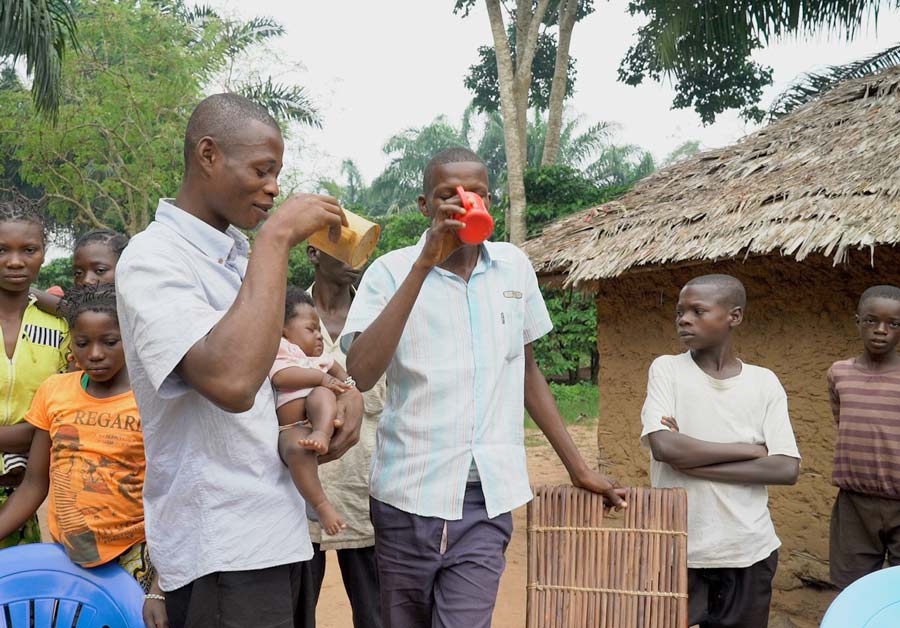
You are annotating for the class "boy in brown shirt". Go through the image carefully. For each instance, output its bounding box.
[828,284,900,588]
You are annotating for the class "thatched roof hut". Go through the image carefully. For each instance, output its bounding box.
[524,65,900,287]
[523,66,900,623]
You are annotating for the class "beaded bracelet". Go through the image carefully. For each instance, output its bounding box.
[145,593,165,602]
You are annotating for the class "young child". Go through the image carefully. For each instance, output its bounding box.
[641,274,801,628]
[828,285,900,589]
[270,287,352,535]
[0,284,167,628]
[32,228,128,314]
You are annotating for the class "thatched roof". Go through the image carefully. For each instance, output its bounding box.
[524,65,900,287]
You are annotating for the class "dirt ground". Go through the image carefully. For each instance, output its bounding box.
[310,424,836,628]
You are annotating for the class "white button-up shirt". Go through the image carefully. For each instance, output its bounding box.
[342,233,552,520]
[116,200,311,591]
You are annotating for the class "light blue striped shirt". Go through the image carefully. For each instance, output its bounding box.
[342,233,552,519]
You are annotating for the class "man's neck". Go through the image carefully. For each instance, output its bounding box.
[312,277,353,314]
[439,243,481,281]
[174,184,229,233]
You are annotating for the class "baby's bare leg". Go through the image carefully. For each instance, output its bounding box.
[278,428,346,535]
[276,398,307,428]
[297,387,338,455]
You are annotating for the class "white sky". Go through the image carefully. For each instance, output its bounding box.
[202,0,900,187]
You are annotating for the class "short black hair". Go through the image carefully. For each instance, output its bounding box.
[284,286,316,323]
[684,274,747,309]
[59,284,119,329]
[74,228,129,259]
[422,147,486,197]
[859,285,900,311]
[0,197,46,244]
[183,93,281,171]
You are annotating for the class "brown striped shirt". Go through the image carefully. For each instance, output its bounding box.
[829,358,900,498]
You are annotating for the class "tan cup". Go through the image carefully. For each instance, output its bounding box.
[307,209,381,269]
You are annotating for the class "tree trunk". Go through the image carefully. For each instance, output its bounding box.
[484,0,551,245]
[542,0,578,166]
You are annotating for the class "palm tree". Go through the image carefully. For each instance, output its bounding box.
[157,1,321,127]
[0,0,78,118]
[621,0,890,123]
[769,42,900,119]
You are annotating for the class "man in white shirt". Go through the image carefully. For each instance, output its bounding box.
[117,93,363,628]
[640,274,800,628]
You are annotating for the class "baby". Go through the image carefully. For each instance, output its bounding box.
[269,287,352,535]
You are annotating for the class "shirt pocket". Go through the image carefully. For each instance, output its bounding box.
[501,292,526,361]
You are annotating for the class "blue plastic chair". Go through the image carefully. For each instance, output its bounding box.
[821,565,900,627]
[0,543,144,628]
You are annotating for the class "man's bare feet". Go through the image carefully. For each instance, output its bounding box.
[298,430,330,455]
[316,501,347,536]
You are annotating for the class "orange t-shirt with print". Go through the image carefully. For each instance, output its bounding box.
[25,371,145,567]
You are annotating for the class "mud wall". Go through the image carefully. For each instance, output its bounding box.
[587,247,900,621]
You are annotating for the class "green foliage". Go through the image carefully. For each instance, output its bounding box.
[533,290,596,380]
[456,1,595,114]
[288,246,315,289]
[663,140,701,166]
[769,42,900,119]
[237,78,321,128]
[36,256,73,290]
[525,381,598,427]
[464,28,576,113]
[368,116,470,214]
[0,0,78,118]
[0,1,320,236]
[0,0,213,234]
[619,0,885,124]
[372,211,430,257]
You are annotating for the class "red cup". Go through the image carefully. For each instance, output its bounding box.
[455,186,494,244]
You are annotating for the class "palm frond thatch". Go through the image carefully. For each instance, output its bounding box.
[523,65,900,287]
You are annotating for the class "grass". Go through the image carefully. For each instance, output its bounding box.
[525,381,598,429]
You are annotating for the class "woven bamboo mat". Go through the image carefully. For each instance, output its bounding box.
[526,486,688,628]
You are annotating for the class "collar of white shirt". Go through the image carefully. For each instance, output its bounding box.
[154,199,249,266]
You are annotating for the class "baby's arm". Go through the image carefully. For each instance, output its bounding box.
[0,429,51,538]
[327,361,349,382]
[272,366,333,391]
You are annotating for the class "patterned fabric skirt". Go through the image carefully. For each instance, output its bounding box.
[0,486,41,548]
[117,542,156,592]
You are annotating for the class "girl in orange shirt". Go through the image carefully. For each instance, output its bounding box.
[0,284,167,628]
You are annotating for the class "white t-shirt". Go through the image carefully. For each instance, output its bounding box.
[640,352,800,569]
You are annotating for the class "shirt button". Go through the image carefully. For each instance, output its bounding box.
[218,258,224,264]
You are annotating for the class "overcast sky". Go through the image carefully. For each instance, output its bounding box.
[197,0,900,187]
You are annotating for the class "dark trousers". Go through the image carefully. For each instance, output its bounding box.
[165,562,303,628]
[295,543,383,628]
[687,549,778,628]
[830,489,900,588]
[370,483,513,628]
